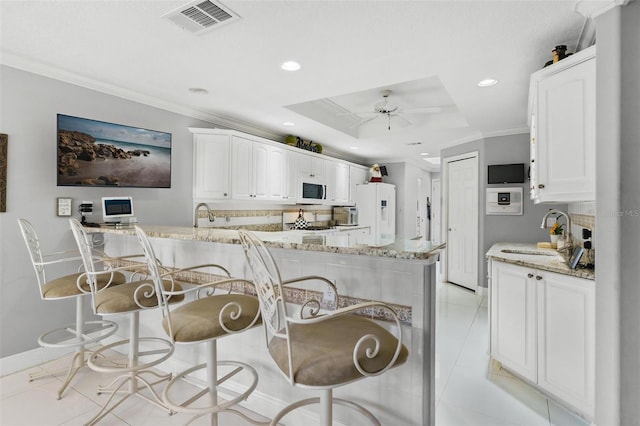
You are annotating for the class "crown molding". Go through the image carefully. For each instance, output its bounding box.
[0,50,285,142]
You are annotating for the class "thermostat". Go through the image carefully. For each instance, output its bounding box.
[486,187,523,215]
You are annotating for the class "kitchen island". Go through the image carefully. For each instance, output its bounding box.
[88,225,444,425]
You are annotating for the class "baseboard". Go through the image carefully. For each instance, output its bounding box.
[477,286,488,297]
[0,346,76,377]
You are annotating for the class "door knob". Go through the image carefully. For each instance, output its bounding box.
[538,184,545,189]
[527,273,534,278]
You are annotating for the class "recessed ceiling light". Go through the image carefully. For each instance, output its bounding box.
[423,157,441,165]
[281,61,301,71]
[350,146,359,150]
[188,87,209,94]
[282,122,295,127]
[478,78,498,87]
[420,152,430,156]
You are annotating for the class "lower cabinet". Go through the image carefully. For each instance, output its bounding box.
[489,260,595,419]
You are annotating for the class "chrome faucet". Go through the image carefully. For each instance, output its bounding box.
[540,209,572,251]
[194,203,215,228]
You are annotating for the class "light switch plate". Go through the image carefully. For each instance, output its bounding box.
[57,197,72,216]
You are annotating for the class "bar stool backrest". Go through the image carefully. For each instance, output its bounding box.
[18,218,82,299]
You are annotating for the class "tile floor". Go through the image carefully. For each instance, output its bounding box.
[1,280,590,425]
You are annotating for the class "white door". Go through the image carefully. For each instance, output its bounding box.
[446,156,478,290]
[431,179,441,242]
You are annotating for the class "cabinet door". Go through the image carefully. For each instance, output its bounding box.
[193,134,230,200]
[537,271,595,417]
[297,153,324,178]
[326,160,350,205]
[490,261,537,382]
[268,145,286,200]
[536,56,595,202]
[231,136,254,200]
[252,143,270,200]
[349,166,368,205]
[283,150,298,202]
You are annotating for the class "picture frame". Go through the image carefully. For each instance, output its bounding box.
[57,114,172,188]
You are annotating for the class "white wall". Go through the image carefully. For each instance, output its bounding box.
[0,66,213,357]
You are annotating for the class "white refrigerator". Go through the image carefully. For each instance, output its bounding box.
[356,183,396,244]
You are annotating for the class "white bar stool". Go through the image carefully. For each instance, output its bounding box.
[18,218,123,399]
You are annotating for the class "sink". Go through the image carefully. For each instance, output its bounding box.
[501,249,556,256]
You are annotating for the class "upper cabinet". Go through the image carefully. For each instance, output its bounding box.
[528,46,596,203]
[326,160,350,205]
[193,133,230,201]
[349,165,369,205]
[190,128,365,205]
[297,152,325,179]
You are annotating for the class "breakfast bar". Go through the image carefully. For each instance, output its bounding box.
[88,225,443,425]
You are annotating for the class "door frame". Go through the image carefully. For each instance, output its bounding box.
[430,178,441,243]
[442,151,479,290]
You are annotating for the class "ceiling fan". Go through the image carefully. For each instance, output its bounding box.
[344,89,444,131]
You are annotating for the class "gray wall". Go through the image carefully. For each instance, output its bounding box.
[384,162,432,239]
[596,3,640,424]
[441,134,566,289]
[0,66,213,357]
[619,3,640,422]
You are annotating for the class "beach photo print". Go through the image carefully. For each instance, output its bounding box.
[57,114,171,188]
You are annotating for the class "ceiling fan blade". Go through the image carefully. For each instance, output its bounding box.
[391,114,412,127]
[399,106,443,114]
[336,111,376,116]
[348,115,379,128]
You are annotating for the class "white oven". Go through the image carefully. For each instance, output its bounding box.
[297,176,327,204]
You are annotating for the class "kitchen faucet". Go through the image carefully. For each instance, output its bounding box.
[540,209,573,252]
[194,203,215,228]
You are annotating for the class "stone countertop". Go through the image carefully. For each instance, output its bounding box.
[486,242,595,281]
[88,224,445,261]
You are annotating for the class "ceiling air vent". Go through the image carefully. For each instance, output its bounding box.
[162,0,240,35]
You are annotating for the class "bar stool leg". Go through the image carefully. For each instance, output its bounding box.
[207,340,218,426]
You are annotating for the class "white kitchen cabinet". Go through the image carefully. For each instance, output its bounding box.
[490,261,537,382]
[326,160,350,205]
[297,153,325,179]
[349,165,369,205]
[192,133,230,200]
[489,260,595,418]
[191,128,363,205]
[232,136,286,201]
[537,271,595,417]
[528,46,596,203]
[231,136,259,200]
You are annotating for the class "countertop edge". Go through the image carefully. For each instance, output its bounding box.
[88,225,445,261]
[486,243,595,281]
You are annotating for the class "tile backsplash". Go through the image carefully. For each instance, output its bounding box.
[568,202,596,265]
[195,207,334,231]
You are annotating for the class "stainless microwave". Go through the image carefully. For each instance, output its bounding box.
[297,176,327,203]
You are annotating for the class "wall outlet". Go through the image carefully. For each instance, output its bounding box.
[323,282,336,304]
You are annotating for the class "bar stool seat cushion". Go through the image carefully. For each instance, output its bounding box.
[42,272,127,299]
[269,314,408,387]
[163,294,260,343]
[95,280,184,314]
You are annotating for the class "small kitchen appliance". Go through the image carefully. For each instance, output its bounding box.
[333,207,358,226]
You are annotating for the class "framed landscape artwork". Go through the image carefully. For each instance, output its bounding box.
[57,114,172,188]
